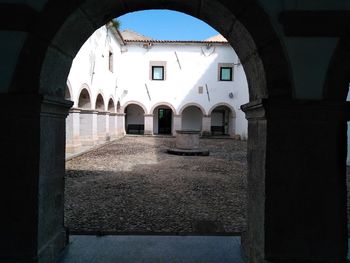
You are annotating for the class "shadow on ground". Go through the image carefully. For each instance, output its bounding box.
[65,137,247,235]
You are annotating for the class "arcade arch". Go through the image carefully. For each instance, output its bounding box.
[95,93,105,111]
[181,105,204,132]
[116,101,121,113]
[178,103,206,116]
[209,104,236,136]
[78,86,92,109]
[38,2,291,258]
[124,103,146,135]
[108,98,116,113]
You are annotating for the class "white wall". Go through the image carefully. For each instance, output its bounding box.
[118,41,248,137]
[67,24,249,138]
[67,26,122,110]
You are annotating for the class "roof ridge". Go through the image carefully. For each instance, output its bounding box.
[123,39,229,44]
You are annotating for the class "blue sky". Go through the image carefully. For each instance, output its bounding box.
[117,10,219,41]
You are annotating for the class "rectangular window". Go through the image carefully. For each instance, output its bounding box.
[108,51,113,72]
[149,61,167,81]
[152,66,164,80]
[220,67,232,81]
[218,63,234,81]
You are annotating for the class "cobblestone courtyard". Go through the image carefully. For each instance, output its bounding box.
[65,136,247,235]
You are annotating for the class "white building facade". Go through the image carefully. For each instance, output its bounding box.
[66,23,249,153]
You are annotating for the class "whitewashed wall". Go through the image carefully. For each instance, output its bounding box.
[67,25,249,138]
[68,26,122,111]
[117,41,249,137]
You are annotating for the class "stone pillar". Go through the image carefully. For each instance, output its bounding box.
[144,114,154,135]
[66,108,81,153]
[97,111,109,143]
[201,115,211,136]
[91,110,98,144]
[347,121,350,166]
[116,113,125,136]
[0,94,72,262]
[80,110,99,146]
[173,114,182,135]
[106,112,110,141]
[241,99,349,262]
[109,113,117,139]
[229,113,236,137]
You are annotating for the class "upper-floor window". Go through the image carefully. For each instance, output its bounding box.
[218,63,234,81]
[150,61,167,81]
[109,51,114,72]
[152,66,164,80]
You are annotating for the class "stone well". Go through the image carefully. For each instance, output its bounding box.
[167,130,209,156]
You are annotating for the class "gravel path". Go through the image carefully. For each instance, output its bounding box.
[65,136,247,235]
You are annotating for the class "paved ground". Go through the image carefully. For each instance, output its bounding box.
[65,136,350,235]
[65,136,247,235]
[59,235,243,263]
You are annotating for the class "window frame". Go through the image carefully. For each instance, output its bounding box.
[152,66,165,81]
[220,67,233,81]
[218,63,234,82]
[149,61,167,81]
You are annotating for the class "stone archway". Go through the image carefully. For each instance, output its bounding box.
[95,93,105,111]
[108,97,116,113]
[4,1,298,262]
[181,105,204,132]
[78,85,92,109]
[178,103,206,116]
[208,104,236,137]
[124,103,146,135]
[122,101,147,114]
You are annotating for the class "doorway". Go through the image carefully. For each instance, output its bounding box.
[158,108,172,134]
[211,110,226,135]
